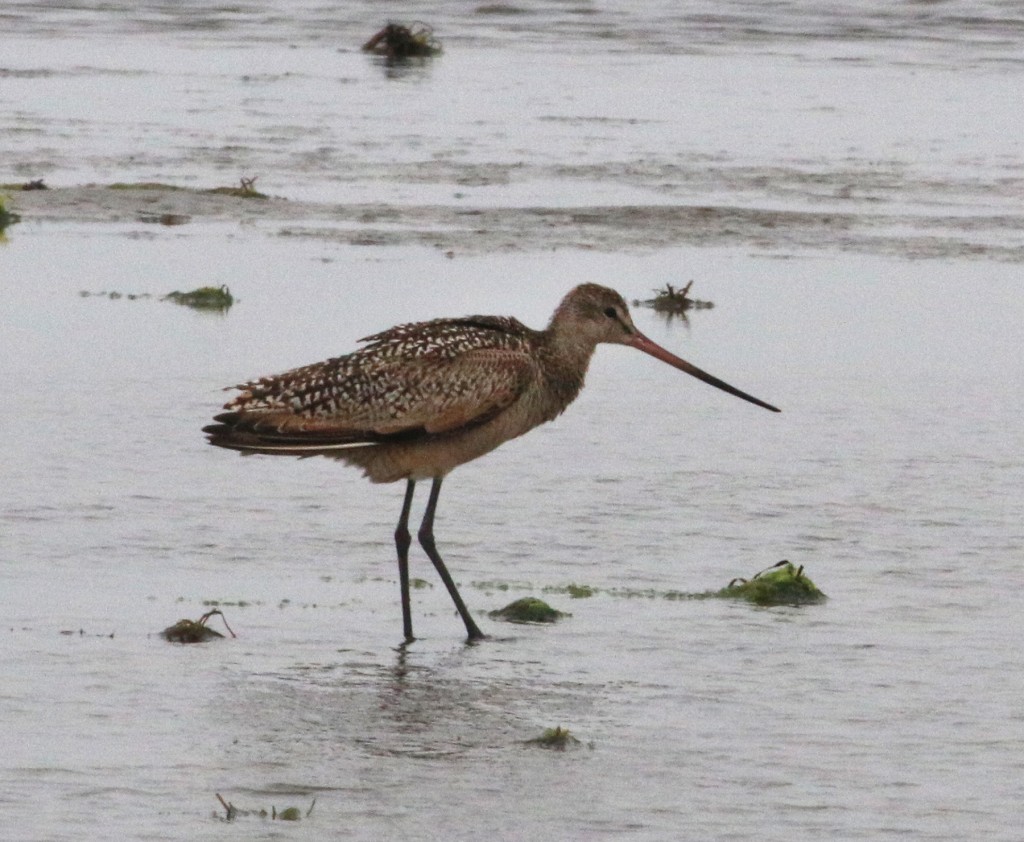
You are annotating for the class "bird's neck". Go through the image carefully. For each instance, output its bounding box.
[535,325,599,414]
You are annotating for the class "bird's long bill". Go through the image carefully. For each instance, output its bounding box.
[628,332,781,413]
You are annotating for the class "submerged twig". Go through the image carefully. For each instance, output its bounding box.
[216,793,237,821]
[199,608,237,638]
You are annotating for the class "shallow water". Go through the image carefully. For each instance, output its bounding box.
[4,2,1024,840]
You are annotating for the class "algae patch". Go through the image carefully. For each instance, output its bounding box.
[489,596,566,624]
[215,793,315,823]
[163,285,234,311]
[543,582,596,599]
[80,284,235,311]
[108,181,184,191]
[718,561,827,606]
[472,561,827,608]
[523,726,583,750]
[205,176,268,199]
[109,178,268,199]
[0,193,21,233]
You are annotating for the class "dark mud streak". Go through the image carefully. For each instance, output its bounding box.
[11,186,1024,261]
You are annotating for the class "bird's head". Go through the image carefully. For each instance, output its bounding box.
[553,283,780,413]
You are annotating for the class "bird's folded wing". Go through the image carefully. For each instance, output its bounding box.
[217,348,534,443]
[362,348,535,435]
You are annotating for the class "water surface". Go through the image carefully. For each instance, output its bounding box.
[3,2,1023,840]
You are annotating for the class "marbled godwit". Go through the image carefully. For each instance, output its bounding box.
[203,283,779,642]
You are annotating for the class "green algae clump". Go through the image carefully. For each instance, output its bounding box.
[163,284,234,311]
[524,726,581,750]
[0,194,20,232]
[719,561,826,606]
[489,596,566,624]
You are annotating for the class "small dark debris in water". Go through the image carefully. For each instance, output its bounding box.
[524,726,582,750]
[362,22,442,58]
[215,793,315,823]
[162,609,237,643]
[21,178,48,190]
[163,284,234,311]
[489,596,567,624]
[633,281,714,314]
[59,628,115,638]
[79,290,153,300]
[548,582,595,599]
[475,4,532,15]
[719,560,827,606]
[138,212,191,226]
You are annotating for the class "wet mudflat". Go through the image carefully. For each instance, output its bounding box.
[3,2,1024,840]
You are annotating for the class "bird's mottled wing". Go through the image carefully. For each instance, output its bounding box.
[211,316,536,445]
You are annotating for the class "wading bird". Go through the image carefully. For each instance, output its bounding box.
[204,284,779,642]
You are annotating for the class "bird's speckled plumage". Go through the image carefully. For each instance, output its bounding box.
[204,284,641,482]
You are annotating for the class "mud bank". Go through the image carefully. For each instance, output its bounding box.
[8,184,1024,260]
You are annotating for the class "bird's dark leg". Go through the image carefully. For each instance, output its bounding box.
[395,479,416,643]
[417,477,485,641]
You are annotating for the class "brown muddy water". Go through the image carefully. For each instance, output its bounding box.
[3,2,1024,840]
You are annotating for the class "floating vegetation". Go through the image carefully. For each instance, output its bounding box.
[215,793,316,823]
[79,290,152,300]
[362,22,442,58]
[543,582,595,599]
[79,285,235,310]
[489,596,566,624]
[632,281,714,314]
[472,562,827,607]
[471,579,530,593]
[59,628,115,638]
[161,609,237,643]
[0,194,20,232]
[163,284,234,311]
[108,181,182,191]
[523,726,582,750]
[108,179,268,198]
[206,176,268,199]
[718,560,827,606]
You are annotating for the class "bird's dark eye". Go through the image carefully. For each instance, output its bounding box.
[603,307,617,318]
